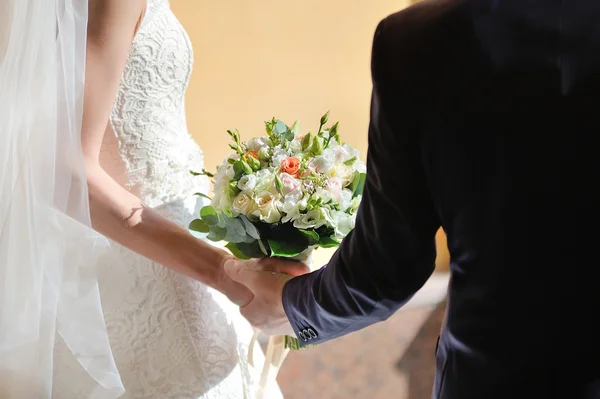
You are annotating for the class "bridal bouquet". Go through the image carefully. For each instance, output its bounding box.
[189,112,366,348]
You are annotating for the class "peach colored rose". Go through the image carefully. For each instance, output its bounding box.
[281,156,300,176]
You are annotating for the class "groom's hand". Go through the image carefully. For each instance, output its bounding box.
[224,258,310,335]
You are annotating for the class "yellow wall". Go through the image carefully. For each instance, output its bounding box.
[172,0,449,271]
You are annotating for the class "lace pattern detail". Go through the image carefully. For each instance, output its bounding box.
[110,0,205,207]
[52,1,282,397]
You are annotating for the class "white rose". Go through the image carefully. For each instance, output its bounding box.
[293,209,325,229]
[279,173,301,194]
[331,164,354,185]
[246,136,269,152]
[254,169,274,192]
[253,191,281,224]
[237,174,257,192]
[324,177,343,202]
[231,192,257,217]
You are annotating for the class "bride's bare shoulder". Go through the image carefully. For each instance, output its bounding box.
[88,0,147,40]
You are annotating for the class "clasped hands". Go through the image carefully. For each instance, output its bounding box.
[221,256,310,336]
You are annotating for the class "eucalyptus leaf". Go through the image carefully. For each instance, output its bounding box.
[282,128,295,142]
[223,216,246,243]
[207,226,227,242]
[240,216,260,240]
[189,219,210,233]
[225,229,246,244]
[200,206,219,226]
[274,120,288,135]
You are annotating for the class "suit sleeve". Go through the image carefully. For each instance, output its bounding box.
[281,17,442,345]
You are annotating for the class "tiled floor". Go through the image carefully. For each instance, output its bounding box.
[276,299,447,399]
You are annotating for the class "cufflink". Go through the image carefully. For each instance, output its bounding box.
[307,328,318,338]
[299,331,307,341]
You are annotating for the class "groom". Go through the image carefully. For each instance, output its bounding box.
[226,1,599,398]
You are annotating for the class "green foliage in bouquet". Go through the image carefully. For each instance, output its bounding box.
[189,112,366,260]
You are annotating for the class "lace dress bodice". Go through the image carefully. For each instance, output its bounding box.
[52,1,281,398]
[110,0,209,211]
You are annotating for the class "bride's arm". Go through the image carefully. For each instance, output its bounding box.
[83,0,251,305]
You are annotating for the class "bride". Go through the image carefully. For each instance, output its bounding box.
[0,0,289,398]
[53,0,290,398]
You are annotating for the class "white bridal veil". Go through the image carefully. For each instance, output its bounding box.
[0,0,123,397]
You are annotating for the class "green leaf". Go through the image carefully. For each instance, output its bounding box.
[274,175,285,197]
[193,192,212,201]
[291,120,300,135]
[349,172,367,198]
[299,229,319,245]
[189,219,210,233]
[301,133,312,151]
[200,206,219,226]
[222,216,247,243]
[207,226,227,242]
[226,242,264,260]
[274,120,288,135]
[318,236,341,248]
[343,156,357,166]
[282,128,295,142]
[240,215,260,240]
[226,242,252,260]
[268,239,307,258]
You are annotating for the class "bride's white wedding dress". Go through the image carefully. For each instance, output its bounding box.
[52,1,282,398]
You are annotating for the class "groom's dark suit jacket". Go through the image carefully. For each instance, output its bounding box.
[282,1,599,398]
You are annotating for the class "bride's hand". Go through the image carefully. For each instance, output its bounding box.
[216,253,254,306]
